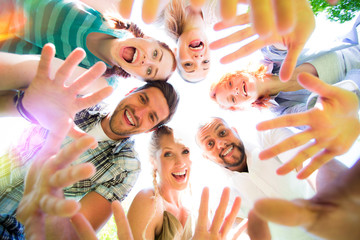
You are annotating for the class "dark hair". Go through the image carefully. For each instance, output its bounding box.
[134,81,179,130]
[149,125,173,159]
[104,17,176,81]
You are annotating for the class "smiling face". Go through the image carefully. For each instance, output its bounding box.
[109,87,169,137]
[111,38,175,80]
[154,132,192,191]
[196,118,247,172]
[177,29,210,82]
[211,71,258,110]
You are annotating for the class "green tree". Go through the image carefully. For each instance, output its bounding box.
[309,0,360,23]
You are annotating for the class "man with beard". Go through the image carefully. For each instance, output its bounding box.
[0,45,179,239]
[195,117,319,240]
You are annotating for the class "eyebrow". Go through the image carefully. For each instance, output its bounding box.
[227,95,235,104]
[159,49,163,62]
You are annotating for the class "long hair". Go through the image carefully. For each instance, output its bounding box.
[158,0,187,41]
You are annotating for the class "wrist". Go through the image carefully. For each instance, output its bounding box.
[13,90,39,124]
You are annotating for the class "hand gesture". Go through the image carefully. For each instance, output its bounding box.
[192,187,243,240]
[16,126,97,240]
[22,43,113,140]
[257,72,360,179]
[210,0,315,81]
[252,158,360,240]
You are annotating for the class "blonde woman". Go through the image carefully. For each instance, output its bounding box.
[127,126,242,239]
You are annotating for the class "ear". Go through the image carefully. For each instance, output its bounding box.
[231,127,238,135]
[150,157,158,170]
[202,152,210,160]
[173,47,177,55]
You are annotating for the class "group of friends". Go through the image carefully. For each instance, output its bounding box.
[0,0,359,239]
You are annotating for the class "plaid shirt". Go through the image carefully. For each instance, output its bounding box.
[0,104,140,238]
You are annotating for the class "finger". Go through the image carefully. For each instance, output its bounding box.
[297,72,336,98]
[219,196,241,236]
[297,151,334,179]
[118,0,134,19]
[55,48,86,85]
[259,130,313,160]
[247,210,271,240]
[220,38,265,64]
[279,45,303,82]
[40,195,80,217]
[253,198,317,227]
[71,213,98,240]
[249,0,275,38]
[210,187,230,232]
[76,86,113,111]
[112,201,134,239]
[213,13,250,31]
[196,187,210,231]
[256,111,310,131]
[210,26,255,50]
[220,0,238,21]
[69,61,107,94]
[53,135,97,167]
[50,163,95,188]
[232,219,248,240]
[68,124,91,140]
[36,43,56,80]
[142,0,161,24]
[273,0,296,34]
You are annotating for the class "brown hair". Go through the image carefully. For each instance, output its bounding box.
[210,65,272,110]
[104,16,176,81]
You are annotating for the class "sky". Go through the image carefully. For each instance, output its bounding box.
[0,1,359,213]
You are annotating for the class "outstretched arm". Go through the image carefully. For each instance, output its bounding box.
[252,157,360,240]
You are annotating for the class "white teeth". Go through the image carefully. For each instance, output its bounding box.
[173,170,186,176]
[131,49,138,63]
[222,145,233,157]
[125,110,135,126]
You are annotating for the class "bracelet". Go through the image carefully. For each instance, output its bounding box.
[13,90,39,124]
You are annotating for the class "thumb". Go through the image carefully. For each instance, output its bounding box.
[279,45,302,82]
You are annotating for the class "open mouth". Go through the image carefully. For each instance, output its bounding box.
[172,169,187,181]
[242,81,248,97]
[188,40,204,51]
[122,47,138,63]
[124,109,135,126]
[221,144,234,158]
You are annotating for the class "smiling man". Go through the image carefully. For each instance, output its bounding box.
[0,80,179,239]
[196,117,319,240]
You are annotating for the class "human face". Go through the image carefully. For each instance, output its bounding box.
[196,118,247,172]
[111,38,175,80]
[155,133,191,191]
[109,87,169,137]
[177,29,210,82]
[214,73,258,109]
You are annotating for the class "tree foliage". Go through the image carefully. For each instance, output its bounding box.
[309,0,360,23]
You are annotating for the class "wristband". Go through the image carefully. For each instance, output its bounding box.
[13,90,39,124]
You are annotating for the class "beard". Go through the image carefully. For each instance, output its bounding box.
[221,143,246,169]
[109,104,139,137]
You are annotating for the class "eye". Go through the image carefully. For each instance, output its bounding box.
[207,140,214,149]
[146,67,152,75]
[203,60,209,64]
[149,113,155,123]
[164,152,172,157]
[229,81,232,87]
[231,96,236,104]
[219,130,226,137]
[182,149,190,155]
[139,95,146,104]
[153,50,158,58]
[184,62,192,67]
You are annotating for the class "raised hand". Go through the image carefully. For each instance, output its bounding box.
[257,72,360,179]
[192,187,243,240]
[16,128,97,240]
[252,158,360,240]
[210,0,315,81]
[22,43,113,140]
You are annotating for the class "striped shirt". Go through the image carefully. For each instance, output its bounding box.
[0,103,141,217]
[1,0,131,74]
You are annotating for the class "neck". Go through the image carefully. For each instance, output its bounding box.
[183,7,205,32]
[158,184,183,208]
[257,74,303,97]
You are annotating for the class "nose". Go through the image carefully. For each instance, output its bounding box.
[194,53,203,59]
[134,106,148,119]
[216,139,227,149]
[233,87,239,96]
[175,156,186,167]
[141,55,147,65]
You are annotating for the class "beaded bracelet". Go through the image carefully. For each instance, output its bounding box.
[13,90,39,124]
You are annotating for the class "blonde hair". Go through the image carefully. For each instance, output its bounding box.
[158,0,187,40]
